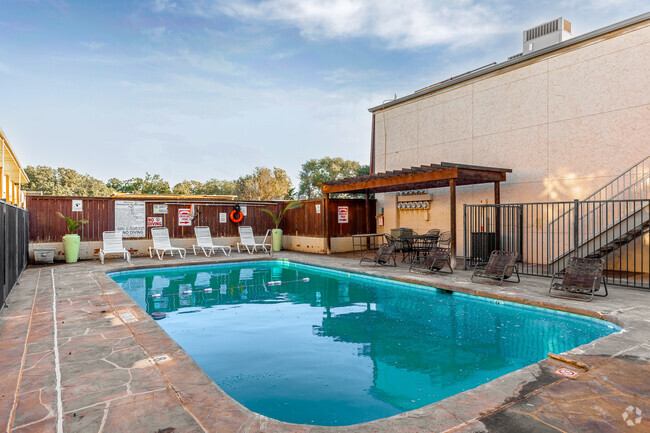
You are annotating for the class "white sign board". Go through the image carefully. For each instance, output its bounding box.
[147,217,163,227]
[115,201,146,238]
[240,205,247,216]
[178,208,192,226]
[315,204,321,214]
[72,200,83,212]
[219,213,227,223]
[153,204,168,214]
[338,206,349,223]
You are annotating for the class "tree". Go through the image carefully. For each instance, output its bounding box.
[235,167,293,201]
[298,157,368,198]
[109,173,171,194]
[23,165,114,197]
[172,180,203,195]
[199,179,238,196]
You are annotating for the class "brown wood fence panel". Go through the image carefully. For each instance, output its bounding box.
[27,196,375,242]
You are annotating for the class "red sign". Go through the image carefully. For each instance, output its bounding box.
[556,368,578,377]
[178,208,192,226]
[147,217,163,227]
[338,206,349,223]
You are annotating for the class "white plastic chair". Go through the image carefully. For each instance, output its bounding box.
[149,227,186,260]
[236,226,272,254]
[99,231,131,264]
[193,226,231,257]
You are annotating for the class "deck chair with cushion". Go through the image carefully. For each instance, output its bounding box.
[471,250,520,285]
[409,247,452,274]
[549,257,607,302]
[99,231,131,264]
[237,226,272,254]
[149,227,186,260]
[192,226,231,257]
[359,243,396,267]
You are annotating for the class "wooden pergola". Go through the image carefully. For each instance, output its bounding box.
[317,162,512,264]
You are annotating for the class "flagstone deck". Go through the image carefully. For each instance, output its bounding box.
[1,252,648,432]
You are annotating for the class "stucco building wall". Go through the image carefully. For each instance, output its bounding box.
[371,19,650,257]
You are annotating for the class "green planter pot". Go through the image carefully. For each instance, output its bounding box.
[271,229,283,252]
[62,234,81,263]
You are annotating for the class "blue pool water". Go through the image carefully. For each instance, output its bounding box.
[109,260,620,426]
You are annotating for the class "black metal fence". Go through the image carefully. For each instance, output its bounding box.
[463,200,649,289]
[1,202,29,310]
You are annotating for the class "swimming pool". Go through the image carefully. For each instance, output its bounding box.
[109,260,620,426]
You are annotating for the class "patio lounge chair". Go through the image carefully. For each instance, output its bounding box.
[549,257,608,302]
[237,226,272,254]
[149,227,186,260]
[471,250,520,285]
[99,231,131,264]
[409,247,452,274]
[359,243,396,267]
[192,226,231,257]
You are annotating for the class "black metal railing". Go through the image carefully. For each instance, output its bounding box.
[463,200,649,289]
[1,202,29,310]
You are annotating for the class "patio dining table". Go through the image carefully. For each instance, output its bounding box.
[399,234,439,263]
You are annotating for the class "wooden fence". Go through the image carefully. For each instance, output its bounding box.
[27,196,376,242]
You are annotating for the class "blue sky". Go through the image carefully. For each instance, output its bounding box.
[1,0,647,187]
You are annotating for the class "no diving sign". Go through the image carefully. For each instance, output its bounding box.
[338,206,349,224]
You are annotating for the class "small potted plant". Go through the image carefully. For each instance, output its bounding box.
[259,201,303,252]
[56,212,88,263]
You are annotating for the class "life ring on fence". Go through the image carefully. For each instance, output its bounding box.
[230,205,244,223]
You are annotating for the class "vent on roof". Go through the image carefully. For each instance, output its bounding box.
[523,17,573,55]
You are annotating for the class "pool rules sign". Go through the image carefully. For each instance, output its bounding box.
[115,201,146,237]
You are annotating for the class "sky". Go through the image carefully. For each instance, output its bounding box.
[1,0,648,188]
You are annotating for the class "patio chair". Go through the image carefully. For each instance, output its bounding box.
[192,226,231,257]
[99,231,131,264]
[436,231,451,247]
[409,247,452,274]
[237,226,272,254]
[149,227,186,260]
[549,257,608,302]
[471,250,520,285]
[359,243,396,267]
[425,229,440,237]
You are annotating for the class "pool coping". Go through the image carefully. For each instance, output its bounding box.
[3,253,649,432]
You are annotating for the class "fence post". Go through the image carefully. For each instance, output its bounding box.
[573,199,580,257]
[463,204,467,270]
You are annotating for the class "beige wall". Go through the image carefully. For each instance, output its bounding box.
[373,21,650,258]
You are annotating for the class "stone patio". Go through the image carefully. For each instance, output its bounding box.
[1,251,648,432]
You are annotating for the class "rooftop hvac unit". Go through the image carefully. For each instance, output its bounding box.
[523,17,573,55]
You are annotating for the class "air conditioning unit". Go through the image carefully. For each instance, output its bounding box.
[523,17,573,55]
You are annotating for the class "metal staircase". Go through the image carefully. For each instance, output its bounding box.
[549,156,650,272]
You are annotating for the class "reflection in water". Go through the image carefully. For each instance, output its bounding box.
[111,262,617,426]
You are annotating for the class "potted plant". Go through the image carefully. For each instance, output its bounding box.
[56,212,88,263]
[259,201,303,252]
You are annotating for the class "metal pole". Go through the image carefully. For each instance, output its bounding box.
[573,198,580,257]
[450,178,457,269]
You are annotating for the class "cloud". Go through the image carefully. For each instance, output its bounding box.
[156,0,508,49]
[141,26,167,41]
[80,41,106,51]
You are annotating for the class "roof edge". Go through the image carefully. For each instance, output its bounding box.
[368,12,650,113]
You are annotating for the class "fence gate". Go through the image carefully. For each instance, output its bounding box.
[1,202,29,310]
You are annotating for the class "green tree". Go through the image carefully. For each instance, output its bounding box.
[235,167,293,200]
[109,173,171,194]
[199,179,238,196]
[172,180,203,195]
[298,157,368,198]
[23,166,113,197]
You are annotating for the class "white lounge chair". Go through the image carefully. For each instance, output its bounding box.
[149,227,186,260]
[99,231,131,264]
[237,226,272,254]
[192,226,231,257]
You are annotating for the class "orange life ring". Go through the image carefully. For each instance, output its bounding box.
[230,209,244,223]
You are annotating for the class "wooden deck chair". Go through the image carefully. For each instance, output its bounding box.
[149,227,186,260]
[409,247,452,274]
[549,257,608,302]
[99,231,131,264]
[192,226,231,257]
[471,250,520,285]
[359,243,397,267]
[237,226,272,254]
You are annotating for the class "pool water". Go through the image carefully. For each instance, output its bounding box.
[109,260,620,426]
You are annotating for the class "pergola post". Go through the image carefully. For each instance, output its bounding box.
[324,193,331,255]
[494,181,501,250]
[365,190,371,248]
[450,178,457,269]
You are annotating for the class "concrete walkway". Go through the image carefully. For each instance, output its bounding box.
[1,252,648,432]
